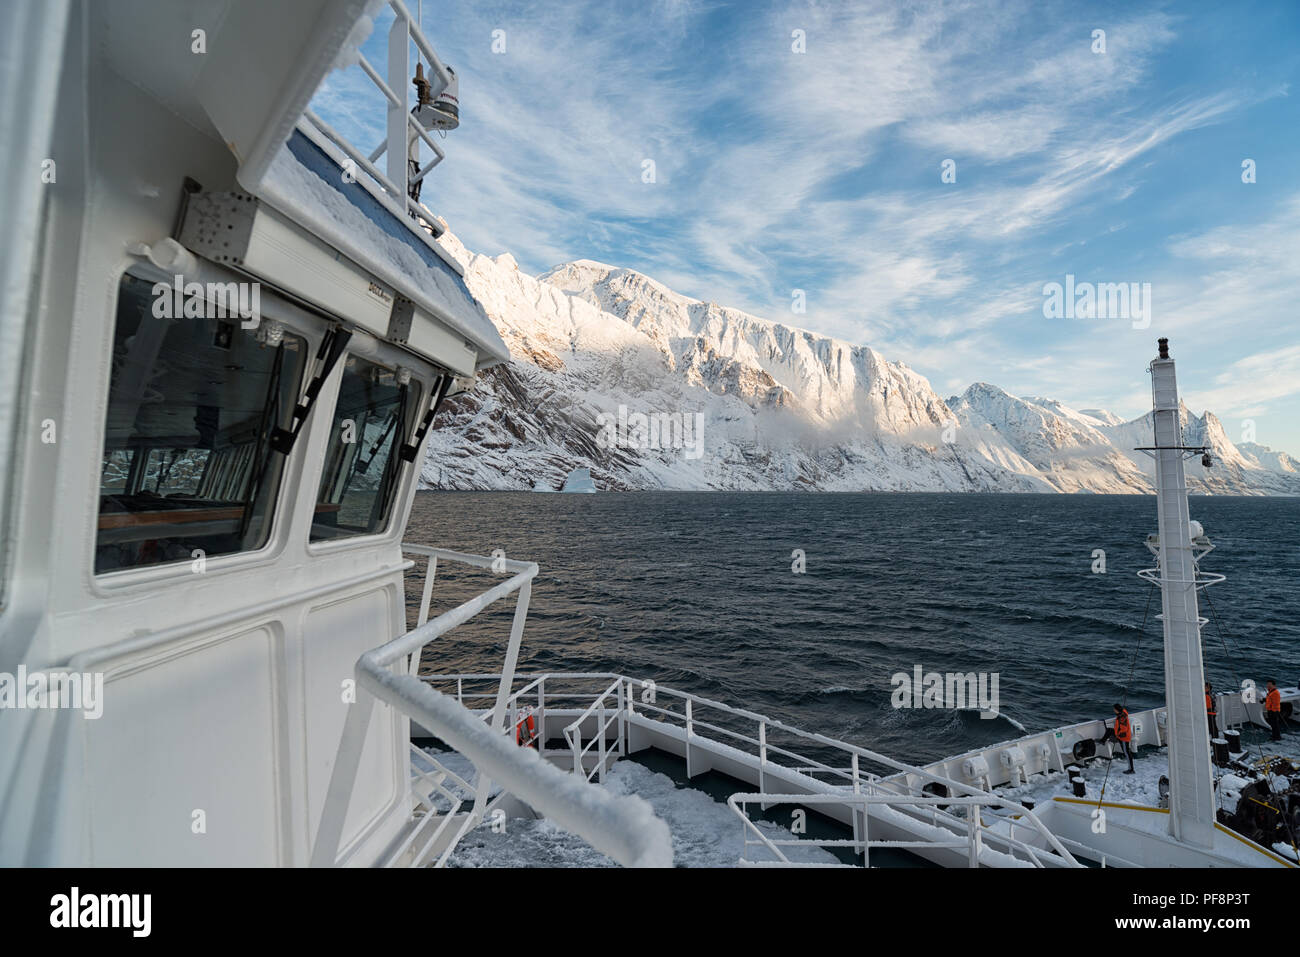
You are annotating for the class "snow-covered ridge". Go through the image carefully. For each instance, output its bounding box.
[1239,442,1300,475]
[422,232,1300,495]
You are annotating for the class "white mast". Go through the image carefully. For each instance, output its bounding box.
[1145,338,1216,847]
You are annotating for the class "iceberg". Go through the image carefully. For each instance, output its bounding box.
[560,468,597,493]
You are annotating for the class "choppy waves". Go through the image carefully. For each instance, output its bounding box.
[408,491,1299,764]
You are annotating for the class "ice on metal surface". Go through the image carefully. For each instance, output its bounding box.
[259,130,508,364]
[445,760,840,868]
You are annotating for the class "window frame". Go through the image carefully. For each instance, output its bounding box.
[90,265,322,591]
[304,351,437,553]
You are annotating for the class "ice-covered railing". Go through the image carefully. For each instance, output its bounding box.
[394,741,479,866]
[309,547,672,868]
[423,671,1081,867]
[564,677,627,782]
[729,792,1062,868]
[302,0,449,228]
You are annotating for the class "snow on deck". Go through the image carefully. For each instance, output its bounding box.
[443,759,840,868]
[990,730,1300,821]
[424,726,1300,867]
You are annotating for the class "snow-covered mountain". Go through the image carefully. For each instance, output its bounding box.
[946,385,1153,494]
[1238,442,1300,476]
[420,232,1300,496]
[1100,408,1300,496]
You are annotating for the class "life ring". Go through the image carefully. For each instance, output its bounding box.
[516,711,537,748]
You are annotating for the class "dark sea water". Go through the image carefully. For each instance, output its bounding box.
[405,492,1300,766]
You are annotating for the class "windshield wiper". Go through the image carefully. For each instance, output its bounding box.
[270,325,352,455]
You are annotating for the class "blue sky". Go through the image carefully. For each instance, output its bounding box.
[315,0,1300,454]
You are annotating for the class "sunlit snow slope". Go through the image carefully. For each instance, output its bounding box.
[421,233,1299,495]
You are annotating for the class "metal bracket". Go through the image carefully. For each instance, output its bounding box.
[177,190,258,267]
[1133,444,1210,462]
[388,295,415,344]
[270,326,353,455]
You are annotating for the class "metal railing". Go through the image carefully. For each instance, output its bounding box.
[906,704,1171,798]
[384,743,476,867]
[300,1,451,241]
[564,677,626,782]
[309,548,672,868]
[618,677,1079,866]
[728,792,1065,868]
[421,670,1082,868]
[423,672,635,759]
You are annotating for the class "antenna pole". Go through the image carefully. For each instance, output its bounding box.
[1149,338,1216,848]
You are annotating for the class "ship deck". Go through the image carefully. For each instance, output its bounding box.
[991,727,1300,860]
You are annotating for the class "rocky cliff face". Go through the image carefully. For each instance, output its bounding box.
[419,232,1300,495]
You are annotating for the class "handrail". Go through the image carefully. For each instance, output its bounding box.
[424,669,1080,867]
[728,793,1066,868]
[392,744,475,866]
[360,670,671,867]
[310,550,672,868]
[299,0,453,271]
[563,677,624,781]
[618,677,1080,864]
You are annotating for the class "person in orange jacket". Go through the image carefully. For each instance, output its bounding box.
[1265,680,1283,742]
[1205,682,1218,740]
[1099,703,1135,773]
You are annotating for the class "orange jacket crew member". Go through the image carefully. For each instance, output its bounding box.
[1265,680,1283,742]
[1205,682,1218,739]
[1100,703,1135,774]
[1114,706,1132,741]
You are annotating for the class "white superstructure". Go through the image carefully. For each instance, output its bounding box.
[0,0,663,868]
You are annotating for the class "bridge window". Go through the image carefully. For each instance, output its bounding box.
[95,273,306,574]
[310,357,421,541]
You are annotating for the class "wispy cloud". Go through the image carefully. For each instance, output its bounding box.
[311,0,1300,452]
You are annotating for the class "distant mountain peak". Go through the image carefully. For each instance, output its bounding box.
[1078,408,1124,427]
[422,231,1300,496]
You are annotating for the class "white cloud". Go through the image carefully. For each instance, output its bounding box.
[309,0,1297,452]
